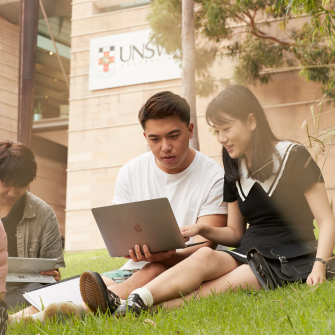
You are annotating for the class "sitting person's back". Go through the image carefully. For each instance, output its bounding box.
[0,140,65,309]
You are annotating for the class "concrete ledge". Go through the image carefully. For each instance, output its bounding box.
[33,117,69,133]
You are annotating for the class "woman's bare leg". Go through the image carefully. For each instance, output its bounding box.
[157,264,261,309]
[144,248,240,304]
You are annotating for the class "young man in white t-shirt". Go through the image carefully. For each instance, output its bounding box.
[8,91,228,323]
[78,91,228,315]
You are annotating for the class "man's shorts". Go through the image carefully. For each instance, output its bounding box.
[101,269,137,283]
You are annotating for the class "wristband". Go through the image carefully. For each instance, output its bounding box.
[314,258,329,270]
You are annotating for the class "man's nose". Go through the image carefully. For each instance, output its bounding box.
[161,139,172,152]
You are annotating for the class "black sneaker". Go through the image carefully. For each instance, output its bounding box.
[0,300,7,335]
[113,293,148,317]
[80,271,121,314]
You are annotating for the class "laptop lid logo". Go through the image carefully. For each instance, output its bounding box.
[134,223,143,233]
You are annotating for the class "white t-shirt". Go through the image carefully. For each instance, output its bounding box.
[113,150,228,270]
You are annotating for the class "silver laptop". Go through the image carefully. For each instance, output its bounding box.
[92,198,206,257]
[6,257,57,284]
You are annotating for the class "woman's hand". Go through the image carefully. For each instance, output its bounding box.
[306,262,326,286]
[180,224,202,242]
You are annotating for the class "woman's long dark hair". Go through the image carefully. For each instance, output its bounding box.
[206,85,280,183]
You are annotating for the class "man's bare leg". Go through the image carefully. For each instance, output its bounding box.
[101,277,116,287]
[105,263,169,300]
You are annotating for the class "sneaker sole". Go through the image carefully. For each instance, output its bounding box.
[80,271,109,314]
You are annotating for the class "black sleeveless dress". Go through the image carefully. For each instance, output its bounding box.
[223,141,324,263]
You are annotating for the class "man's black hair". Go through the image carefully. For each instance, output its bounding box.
[0,140,37,187]
[138,91,190,129]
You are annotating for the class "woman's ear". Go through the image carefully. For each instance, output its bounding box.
[247,113,257,131]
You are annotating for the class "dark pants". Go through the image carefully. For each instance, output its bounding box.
[5,282,43,310]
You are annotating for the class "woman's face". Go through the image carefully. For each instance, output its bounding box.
[213,112,256,159]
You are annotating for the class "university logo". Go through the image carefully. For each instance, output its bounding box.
[98,46,115,77]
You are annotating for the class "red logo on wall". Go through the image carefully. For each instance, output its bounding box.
[98,46,115,77]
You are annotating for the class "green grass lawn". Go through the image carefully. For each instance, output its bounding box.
[7,247,335,334]
[60,249,128,279]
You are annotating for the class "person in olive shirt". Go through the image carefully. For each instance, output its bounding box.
[0,140,65,309]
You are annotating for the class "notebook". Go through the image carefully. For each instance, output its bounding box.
[23,275,83,311]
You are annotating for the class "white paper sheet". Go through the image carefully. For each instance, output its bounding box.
[23,277,83,311]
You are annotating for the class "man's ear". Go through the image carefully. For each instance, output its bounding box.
[143,131,147,140]
[188,123,194,139]
[247,114,257,131]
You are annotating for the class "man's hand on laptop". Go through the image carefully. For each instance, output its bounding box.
[125,245,176,263]
[40,268,61,281]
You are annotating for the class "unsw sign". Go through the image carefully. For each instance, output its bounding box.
[89,29,182,91]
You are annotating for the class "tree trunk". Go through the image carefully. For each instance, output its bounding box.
[18,0,39,146]
[182,0,200,151]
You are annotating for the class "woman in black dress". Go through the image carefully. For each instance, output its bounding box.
[114,85,335,312]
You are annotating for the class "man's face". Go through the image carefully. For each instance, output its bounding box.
[143,116,194,173]
[0,181,28,206]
